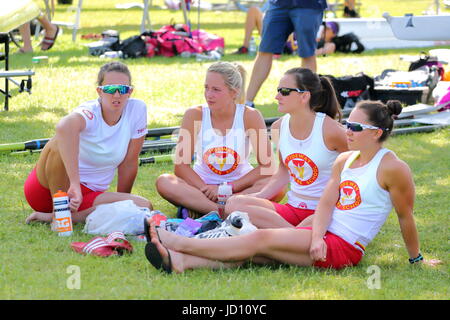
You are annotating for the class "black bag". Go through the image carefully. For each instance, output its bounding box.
[332,32,365,54]
[119,35,146,59]
[324,73,374,109]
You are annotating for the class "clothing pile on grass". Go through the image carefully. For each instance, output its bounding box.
[85,24,224,60]
[324,49,450,111]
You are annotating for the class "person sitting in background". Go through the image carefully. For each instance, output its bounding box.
[234,7,339,58]
[18,15,59,53]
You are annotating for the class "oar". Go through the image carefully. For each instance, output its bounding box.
[0,138,49,152]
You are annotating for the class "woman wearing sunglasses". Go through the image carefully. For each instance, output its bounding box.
[156,62,276,218]
[223,67,348,228]
[24,62,151,224]
[145,99,437,273]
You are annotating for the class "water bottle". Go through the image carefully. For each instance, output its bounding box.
[248,37,257,56]
[217,182,233,219]
[226,215,243,236]
[53,190,73,237]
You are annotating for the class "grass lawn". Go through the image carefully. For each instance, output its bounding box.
[0,0,449,300]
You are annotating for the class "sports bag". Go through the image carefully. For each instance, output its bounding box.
[332,32,365,54]
[119,35,146,59]
[324,73,374,109]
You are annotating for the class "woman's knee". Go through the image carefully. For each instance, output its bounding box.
[155,173,177,197]
[225,195,251,215]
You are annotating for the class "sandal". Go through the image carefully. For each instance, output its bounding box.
[105,231,133,254]
[71,232,133,257]
[41,25,60,51]
[145,242,172,274]
[71,237,118,257]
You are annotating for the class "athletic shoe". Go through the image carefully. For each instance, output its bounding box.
[233,46,248,54]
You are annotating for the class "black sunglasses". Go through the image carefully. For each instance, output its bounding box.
[277,87,309,96]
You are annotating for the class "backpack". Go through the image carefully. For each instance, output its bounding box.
[324,73,375,109]
[119,35,146,59]
[143,24,202,57]
[408,52,445,79]
[332,32,365,54]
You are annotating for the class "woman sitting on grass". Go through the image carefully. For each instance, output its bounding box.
[156,62,277,218]
[224,67,348,229]
[24,61,151,224]
[145,100,439,273]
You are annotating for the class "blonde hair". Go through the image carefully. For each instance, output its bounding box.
[207,62,247,104]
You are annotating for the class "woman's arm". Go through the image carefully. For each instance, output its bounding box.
[173,107,206,190]
[229,107,275,192]
[323,117,349,153]
[380,155,420,260]
[54,113,86,211]
[310,152,349,261]
[253,152,289,199]
[117,136,145,193]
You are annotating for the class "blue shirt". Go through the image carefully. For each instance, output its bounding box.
[269,0,327,10]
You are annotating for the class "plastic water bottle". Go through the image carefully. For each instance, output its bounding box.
[53,190,73,237]
[248,37,257,56]
[226,215,243,236]
[217,182,233,219]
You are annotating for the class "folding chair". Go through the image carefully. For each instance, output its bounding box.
[0,0,38,111]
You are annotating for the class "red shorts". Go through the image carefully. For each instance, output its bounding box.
[297,227,363,270]
[273,202,315,226]
[23,167,104,213]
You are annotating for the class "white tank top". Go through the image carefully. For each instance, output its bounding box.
[193,104,253,185]
[279,112,339,210]
[327,148,393,253]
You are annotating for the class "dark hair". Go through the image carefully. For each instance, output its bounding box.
[285,68,342,121]
[97,61,132,86]
[355,100,403,142]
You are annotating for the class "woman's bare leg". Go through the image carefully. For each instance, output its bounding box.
[18,23,33,52]
[156,174,217,214]
[153,224,314,268]
[26,139,152,224]
[224,195,293,229]
[243,6,263,48]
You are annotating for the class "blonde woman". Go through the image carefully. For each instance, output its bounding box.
[156,62,277,218]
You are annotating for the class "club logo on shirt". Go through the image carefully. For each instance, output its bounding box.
[203,146,240,175]
[82,109,94,120]
[336,180,362,210]
[284,153,319,186]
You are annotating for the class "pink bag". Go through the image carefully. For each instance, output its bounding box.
[191,29,225,52]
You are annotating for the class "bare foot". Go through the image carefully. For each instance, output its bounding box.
[150,222,181,251]
[150,229,184,273]
[25,211,53,224]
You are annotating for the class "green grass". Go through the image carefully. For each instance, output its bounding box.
[0,0,449,300]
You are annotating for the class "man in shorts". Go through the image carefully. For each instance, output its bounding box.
[245,0,327,108]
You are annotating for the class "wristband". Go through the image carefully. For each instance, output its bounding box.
[409,253,423,264]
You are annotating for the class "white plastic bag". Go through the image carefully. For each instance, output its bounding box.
[83,200,150,235]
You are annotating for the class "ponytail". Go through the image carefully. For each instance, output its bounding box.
[285,68,341,121]
[355,99,403,142]
[315,76,342,121]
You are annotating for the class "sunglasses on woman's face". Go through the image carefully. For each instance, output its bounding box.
[277,87,309,96]
[346,121,382,132]
[98,84,132,95]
